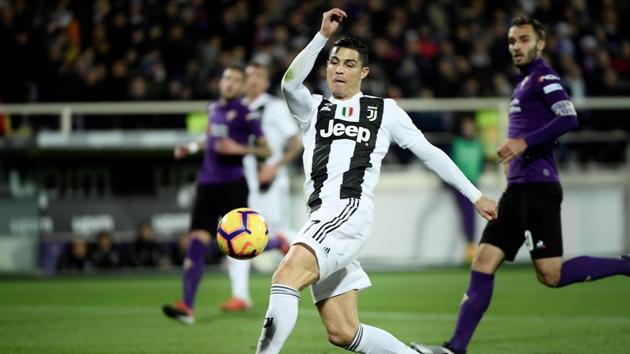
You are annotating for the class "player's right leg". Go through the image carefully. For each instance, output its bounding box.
[413,185,523,354]
[256,243,319,354]
[413,186,523,353]
[411,243,504,354]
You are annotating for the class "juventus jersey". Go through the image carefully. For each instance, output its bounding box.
[282,32,482,211]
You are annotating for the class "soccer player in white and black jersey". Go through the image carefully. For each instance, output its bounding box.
[255,8,498,354]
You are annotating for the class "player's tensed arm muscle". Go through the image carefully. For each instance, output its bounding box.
[389,102,482,203]
[281,33,329,125]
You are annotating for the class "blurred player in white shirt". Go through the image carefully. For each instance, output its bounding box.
[222,62,302,311]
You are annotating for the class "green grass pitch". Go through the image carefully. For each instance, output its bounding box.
[1,267,629,353]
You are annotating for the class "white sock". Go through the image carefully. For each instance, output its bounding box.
[227,257,251,303]
[346,324,417,354]
[256,285,300,354]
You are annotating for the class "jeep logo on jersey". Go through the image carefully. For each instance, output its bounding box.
[319,119,371,144]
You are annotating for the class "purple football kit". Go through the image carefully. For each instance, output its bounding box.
[507,58,577,185]
[198,99,263,185]
[481,57,579,261]
[439,58,630,354]
[183,98,262,310]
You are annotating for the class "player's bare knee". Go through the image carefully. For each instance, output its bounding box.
[471,254,497,274]
[271,262,317,289]
[537,270,561,287]
[190,230,211,245]
[271,262,292,284]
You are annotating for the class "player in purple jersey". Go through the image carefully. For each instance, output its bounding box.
[411,17,630,354]
[161,66,271,325]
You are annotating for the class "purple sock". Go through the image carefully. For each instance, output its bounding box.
[182,237,207,309]
[558,256,630,287]
[264,234,288,251]
[447,270,494,352]
[265,237,282,250]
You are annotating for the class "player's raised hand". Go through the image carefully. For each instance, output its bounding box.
[474,195,498,220]
[497,138,527,164]
[320,8,347,38]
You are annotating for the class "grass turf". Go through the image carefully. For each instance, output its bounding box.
[0,267,629,354]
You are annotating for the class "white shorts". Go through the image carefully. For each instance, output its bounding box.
[292,198,373,303]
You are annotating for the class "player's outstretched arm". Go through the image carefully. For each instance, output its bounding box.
[281,8,347,123]
[408,137,497,220]
[388,102,494,215]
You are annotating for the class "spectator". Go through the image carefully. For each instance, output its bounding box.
[56,238,90,273]
[132,220,166,268]
[447,115,485,263]
[90,230,120,269]
[0,0,627,104]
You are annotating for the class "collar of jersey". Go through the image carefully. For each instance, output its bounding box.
[328,91,364,104]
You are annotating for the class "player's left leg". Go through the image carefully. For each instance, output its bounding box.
[526,183,630,287]
[317,287,417,353]
[534,255,630,287]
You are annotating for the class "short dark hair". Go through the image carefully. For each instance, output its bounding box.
[511,16,546,40]
[331,37,369,67]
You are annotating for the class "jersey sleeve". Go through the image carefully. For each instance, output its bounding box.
[387,100,482,203]
[524,71,579,147]
[281,32,328,127]
[387,99,425,149]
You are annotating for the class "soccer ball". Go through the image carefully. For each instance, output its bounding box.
[217,207,269,259]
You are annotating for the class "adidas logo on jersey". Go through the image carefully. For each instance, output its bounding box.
[319,119,371,144]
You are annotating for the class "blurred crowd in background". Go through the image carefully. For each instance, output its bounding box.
[52,220,205,274]
[1,0,629,274]
[1,0,629,104]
